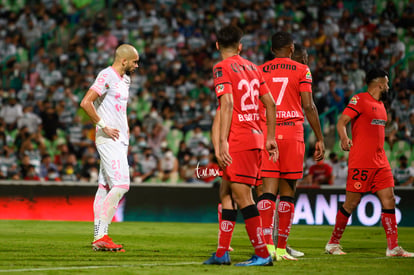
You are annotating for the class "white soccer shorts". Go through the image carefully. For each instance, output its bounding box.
[97,140,130,189]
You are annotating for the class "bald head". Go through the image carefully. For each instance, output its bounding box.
[115,44,138,62]
[113,44,139,76]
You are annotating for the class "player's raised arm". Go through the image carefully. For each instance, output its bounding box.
[336,114,353,151]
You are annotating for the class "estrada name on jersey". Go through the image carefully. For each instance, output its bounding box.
[213,55,271,153]
[343,92,389,168]
[90,66,130,145]
[259,57,312,141]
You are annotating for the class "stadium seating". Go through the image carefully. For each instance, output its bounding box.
[392,140,412,159]
[166,129,183,156]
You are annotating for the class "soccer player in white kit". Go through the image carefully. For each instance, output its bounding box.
[80,44,139,251]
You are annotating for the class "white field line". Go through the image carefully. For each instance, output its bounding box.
[0,262,200,273]
[1,256,403,272]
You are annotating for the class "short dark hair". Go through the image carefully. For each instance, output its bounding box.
[366,68,388,85]
[271,31,293,51]
[293,43,304,54]
[292,43,306,61]
[217,25,243,49]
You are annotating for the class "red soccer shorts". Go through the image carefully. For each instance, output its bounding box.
[261,139,305,180]
[346,167,394,193]
[222,149,261,185]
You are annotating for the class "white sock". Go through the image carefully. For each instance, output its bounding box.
[99,187,129,234]
[94,185,108,240]
[96,219,108,240]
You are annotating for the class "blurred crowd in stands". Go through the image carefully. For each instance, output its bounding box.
[0,0,413,185]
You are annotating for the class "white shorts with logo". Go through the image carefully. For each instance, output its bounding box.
[97,140,130,189]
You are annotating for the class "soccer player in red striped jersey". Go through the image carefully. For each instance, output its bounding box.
[203,25,278,267]
[325,69,414,257]
[257,32,325,261]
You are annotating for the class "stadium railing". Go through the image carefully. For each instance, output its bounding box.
[1,180,413,226]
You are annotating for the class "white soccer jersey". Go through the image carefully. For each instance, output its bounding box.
[90,66,130,145]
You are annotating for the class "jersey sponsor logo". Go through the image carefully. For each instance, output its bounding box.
[278,201,291,213]
[354,181,362,190]
[238,113,260,122]
[276,122,296,126]
[220,221,234,232]
[371,119,386,126]
[276,110,300,118]
[257,200,273,210]
[230,62,257,73]
[115,103,127,113]
[214,67,223,79]
[305,70,312,80]
[262,63,297,73]
[216,84,224,93]
[349,95,359,105]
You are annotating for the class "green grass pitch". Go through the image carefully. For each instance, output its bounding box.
[0,220,413,274]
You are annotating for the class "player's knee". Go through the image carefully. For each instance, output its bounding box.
[382,195,395,209]
[344,200,359,213]
[279,196,295,204]
[241,204,260,220]
[258,192,277,202]
[113,185,129,197]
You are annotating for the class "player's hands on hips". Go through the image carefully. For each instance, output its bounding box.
[218,141,232,169]
[340,137,352,151]
[103,127,120,141]
[313,140,325,161]
[266,139,279,162]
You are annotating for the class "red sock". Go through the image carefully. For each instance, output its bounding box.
[381,210,398,250]
[245,215,269,258]
[257,199,275,245]
[216,219,235,257]
[277,201,294,249]
[329,207,350,244]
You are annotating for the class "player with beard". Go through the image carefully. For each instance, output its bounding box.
[325,68,414,257]
[81,44,139,251]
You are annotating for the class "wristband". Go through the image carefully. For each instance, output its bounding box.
[96,119,106,129]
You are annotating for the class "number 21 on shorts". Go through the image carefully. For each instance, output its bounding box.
[111,160,121,170]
